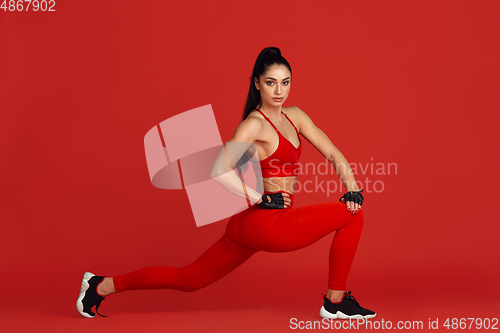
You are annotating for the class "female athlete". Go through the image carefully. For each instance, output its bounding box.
[76,46,376,320]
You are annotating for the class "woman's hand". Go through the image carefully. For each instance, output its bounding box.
[280,192,292,208]
[257,192,292,209]
[339,189,364,214]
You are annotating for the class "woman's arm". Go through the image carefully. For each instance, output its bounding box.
[210,117,265,204]
[292,106,360,193]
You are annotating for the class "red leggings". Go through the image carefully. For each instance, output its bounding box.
[113,191,364,292]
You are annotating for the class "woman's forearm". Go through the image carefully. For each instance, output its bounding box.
[211,169,263,204]
[329,151,360,192]
[209,142,263,204]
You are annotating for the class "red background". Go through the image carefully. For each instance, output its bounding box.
[1,0,499,332]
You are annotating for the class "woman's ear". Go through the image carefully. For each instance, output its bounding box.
[254,77,260,90]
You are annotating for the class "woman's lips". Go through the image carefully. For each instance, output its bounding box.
[273,98,283,102]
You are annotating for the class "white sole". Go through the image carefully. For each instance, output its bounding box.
[76,272,96,318]
[320,306,377,320]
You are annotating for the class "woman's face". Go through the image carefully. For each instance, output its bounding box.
[254,64,291,108]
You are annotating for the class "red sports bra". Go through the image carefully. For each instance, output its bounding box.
[255,108,302,177]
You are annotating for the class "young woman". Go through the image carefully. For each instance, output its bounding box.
[76,47,376,320]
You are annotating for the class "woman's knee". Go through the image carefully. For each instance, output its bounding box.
[177,269,211,292]
[351,208,365,228]
[179,281,207,292]
[344,207,364,230]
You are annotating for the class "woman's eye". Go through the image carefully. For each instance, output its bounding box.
[266,81,290,86]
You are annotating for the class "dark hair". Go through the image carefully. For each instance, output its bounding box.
[241,47,292,121]
[234,47,292,182]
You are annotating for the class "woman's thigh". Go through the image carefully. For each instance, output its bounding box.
[226,201,363,252]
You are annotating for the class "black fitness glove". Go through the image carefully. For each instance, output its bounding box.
[339,189,364,206]
[257,192,285,209]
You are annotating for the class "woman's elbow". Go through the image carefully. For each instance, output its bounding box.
[210,166,225,180]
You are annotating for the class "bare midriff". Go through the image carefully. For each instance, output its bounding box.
[262,175,297,195]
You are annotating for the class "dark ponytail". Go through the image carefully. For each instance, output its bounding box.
[241,47,292,121]
[235,47,292,179]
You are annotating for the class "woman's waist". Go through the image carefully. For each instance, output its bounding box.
[262,176,296,196]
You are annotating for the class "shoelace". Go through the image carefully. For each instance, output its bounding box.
[345,291,361,307]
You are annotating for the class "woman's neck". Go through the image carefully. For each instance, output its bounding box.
[257,103,283,121]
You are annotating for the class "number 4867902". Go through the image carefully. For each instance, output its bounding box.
[1,0,56,11]
[443,317,498,330]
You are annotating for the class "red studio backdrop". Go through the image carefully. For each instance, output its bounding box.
[1,1,499,332]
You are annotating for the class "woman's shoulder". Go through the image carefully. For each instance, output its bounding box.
[245,109,272,128]
[236,112,264,134]
[282,105,306,116]
[282,106,307,131]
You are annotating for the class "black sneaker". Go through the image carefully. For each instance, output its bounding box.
[319,291,376,319]
[76,272,108,318]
